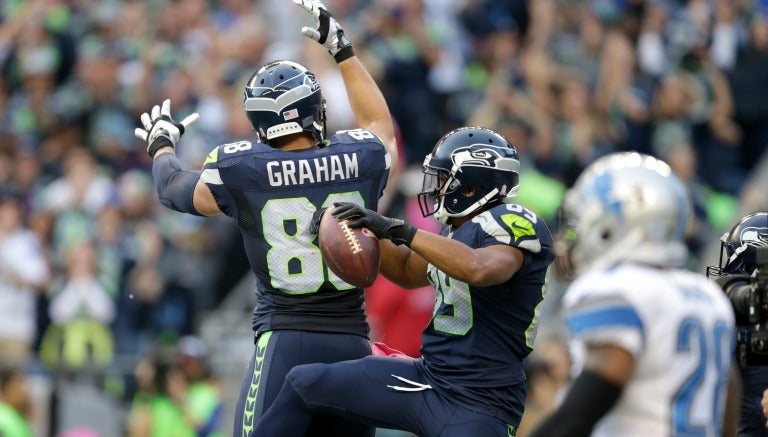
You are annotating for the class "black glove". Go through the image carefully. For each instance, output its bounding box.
[135,99,199,159]
[310,207,327,235]
[332,202,417,246]
[293,0,354,63]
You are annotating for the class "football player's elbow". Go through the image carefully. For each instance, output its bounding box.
[381,260,430,289]
[387,274,428,290]
[463,263,514,287]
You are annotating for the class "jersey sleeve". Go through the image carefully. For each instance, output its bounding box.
[563,278,645,358]
[327,129,391,201]
[472,204,555,272]
[199,144,237,217]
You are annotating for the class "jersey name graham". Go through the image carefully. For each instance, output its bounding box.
[266,153,358,187]
[199,130,390,337]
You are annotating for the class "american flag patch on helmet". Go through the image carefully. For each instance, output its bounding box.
[283,109,299,120]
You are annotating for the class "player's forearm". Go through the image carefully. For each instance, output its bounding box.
[338,58,397,161]
[378,241,430,288]
[338,57,389,131]
[152,146,174,158]
[408,231,511,287]
[528,370,623,437]
[152,153,203,216]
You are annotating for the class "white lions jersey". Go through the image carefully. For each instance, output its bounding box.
[563,263,735,437]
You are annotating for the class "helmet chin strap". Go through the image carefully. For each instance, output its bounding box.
[471,188,499,212]
[433,201,449,224]
[319,103,327,142]
[313,120,325,143]
[728,243,750,267]
[436,188,500,224]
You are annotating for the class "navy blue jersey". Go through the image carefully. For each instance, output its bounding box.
[200,129,390,337]
[420,203,554,416]
[251,202,554,434]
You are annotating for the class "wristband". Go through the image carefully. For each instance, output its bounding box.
[390,223,417,246]
[334,45,355,63]
[148,136,174,159]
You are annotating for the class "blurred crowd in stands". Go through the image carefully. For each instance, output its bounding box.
[1,0,768,435]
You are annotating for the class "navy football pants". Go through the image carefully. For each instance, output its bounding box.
[252,355,513,437]
[233,330,373,437]
[738,366,768,437]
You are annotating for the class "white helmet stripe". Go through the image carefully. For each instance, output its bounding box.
[243,84,320,112]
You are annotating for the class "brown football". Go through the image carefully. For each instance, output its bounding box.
[318,209,380,287]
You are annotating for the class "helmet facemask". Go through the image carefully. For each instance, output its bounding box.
[418,163,459,223]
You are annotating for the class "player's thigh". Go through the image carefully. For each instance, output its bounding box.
[233,331,280,435]
[266,330,372,399]
[234,330,371,434]
[439,408,512,437]
[307,412,374,437]
[287,356,432,434]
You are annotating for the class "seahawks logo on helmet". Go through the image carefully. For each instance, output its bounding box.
[709,212,768,275]
[739,227,768,247]
[452,146,519,172]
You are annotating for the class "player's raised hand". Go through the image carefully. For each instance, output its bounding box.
[293,0,354,63]
[135,99,199,158]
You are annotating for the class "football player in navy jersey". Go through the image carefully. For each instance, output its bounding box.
[253,126,555,437]
[133,1,397,436]
[708,212,768,437]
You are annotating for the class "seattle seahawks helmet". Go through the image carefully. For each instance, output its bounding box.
[557,152,691,276]
[709,212,768,276]
[417,126,520,224]
[243,60,326,144]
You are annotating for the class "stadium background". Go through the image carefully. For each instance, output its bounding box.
[0,0,766,435]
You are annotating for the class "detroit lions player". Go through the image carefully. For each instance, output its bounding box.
[529,152,740,437]
[133,1,397,436]
[253,126,555,437]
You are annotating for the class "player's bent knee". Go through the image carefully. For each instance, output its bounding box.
[286,363,331,396]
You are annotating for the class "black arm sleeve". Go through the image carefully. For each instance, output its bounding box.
[152,153,203,216]
[527,370,624,437]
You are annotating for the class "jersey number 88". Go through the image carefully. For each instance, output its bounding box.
[262,192,365,294]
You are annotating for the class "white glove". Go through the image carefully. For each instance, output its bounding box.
[293,0,354,63]
[134,99,199,158]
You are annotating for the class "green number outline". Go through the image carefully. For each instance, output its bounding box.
[261,192,364,294]
[430,269,473,336]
